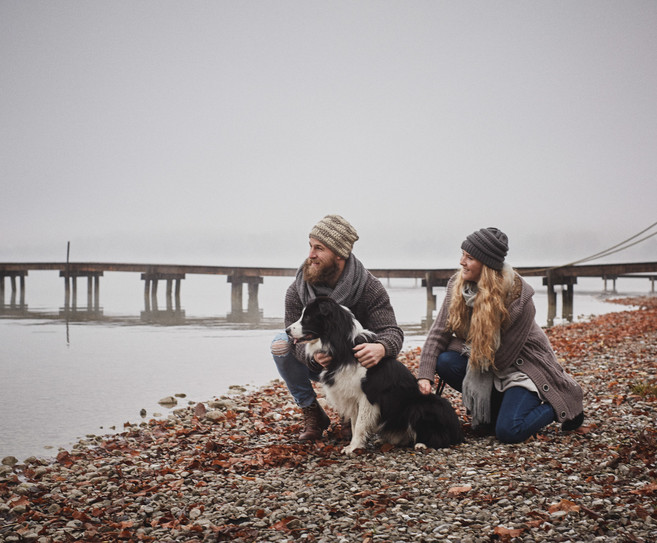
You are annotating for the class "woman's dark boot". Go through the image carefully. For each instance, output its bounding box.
[562,412,584,432]
[299,400,330,441]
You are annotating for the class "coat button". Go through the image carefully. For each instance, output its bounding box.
[542,384,550,392]
[560,411,567,419]
[515,358,524,365]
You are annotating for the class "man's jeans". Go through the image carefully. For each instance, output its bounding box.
[436,350,556,443]
[271,332,321,408]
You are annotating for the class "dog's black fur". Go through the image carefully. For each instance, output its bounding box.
[286,296,463,453]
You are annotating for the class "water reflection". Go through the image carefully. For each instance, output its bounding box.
[140,308,187,325]
[0,303,285,330]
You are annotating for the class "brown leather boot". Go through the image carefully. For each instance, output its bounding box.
[299,400,330,441]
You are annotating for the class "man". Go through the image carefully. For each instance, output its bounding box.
[271,214,404,441]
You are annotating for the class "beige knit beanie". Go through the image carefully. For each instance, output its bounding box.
[309,214,359,259]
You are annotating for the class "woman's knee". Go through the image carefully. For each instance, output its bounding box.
[436,351,468,378]
[271,332,291,357]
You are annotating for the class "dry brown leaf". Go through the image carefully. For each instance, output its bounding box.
[447,485,472,495]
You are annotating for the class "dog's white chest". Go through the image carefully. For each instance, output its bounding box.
[323,364,367,414]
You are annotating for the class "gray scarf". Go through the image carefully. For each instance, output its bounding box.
[462,282,478,307]
[462,366,494,428]
[460,282,494,428]
[295,254,369,308]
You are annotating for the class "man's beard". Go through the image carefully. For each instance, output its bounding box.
[302,257,340,286]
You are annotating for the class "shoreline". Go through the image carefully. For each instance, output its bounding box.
[0,287,634,464]
[1,298,656,542]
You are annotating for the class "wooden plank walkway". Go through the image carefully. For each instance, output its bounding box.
[1,261,656,327]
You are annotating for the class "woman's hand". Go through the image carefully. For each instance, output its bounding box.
[353,343,385,369]
[418,378,433,395]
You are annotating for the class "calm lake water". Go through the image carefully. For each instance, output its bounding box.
[0,271,643,461]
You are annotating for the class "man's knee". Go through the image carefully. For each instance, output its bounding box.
[271,333,291,357]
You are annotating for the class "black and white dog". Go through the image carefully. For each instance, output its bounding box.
[286,296,463,454]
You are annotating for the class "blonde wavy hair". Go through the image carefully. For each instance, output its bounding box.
[446,264,513,371]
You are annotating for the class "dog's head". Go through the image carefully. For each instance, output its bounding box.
[286,296,347,344]
[286,297,371,362]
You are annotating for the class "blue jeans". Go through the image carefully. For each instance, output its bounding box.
[271,332,322,408]
[436,351,556,444]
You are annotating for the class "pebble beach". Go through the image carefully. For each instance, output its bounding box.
[1,297,656,542]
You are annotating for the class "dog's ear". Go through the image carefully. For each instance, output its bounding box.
[319,299,333,316]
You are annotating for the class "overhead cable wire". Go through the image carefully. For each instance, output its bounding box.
[523,220,657,274]
[562,220,657,267]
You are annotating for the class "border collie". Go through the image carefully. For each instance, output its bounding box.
[286,296,463,454]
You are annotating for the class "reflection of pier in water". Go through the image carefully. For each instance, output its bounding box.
[0,305,287,330]
[1,261,657,328]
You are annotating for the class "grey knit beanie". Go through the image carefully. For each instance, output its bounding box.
[461,227,509,271]
[309,214,359,259]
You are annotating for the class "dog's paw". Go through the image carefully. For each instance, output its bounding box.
[414,442,428,451]
[341,442,364,455]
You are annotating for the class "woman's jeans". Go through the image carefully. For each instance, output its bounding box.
[436,350,556,444]
[271,332,321,408]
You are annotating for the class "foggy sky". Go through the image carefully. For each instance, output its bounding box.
[2,1,656,269]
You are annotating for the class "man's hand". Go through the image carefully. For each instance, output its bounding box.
[417,378,432,395]
[353,343,385,369]
[314,352,332,368]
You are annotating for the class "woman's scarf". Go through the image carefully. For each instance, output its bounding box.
[462,282,478,307]
[295,254,369,308]
[462,365,494,428]
[460,281,493,427]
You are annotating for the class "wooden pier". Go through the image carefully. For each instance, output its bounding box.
[1,261,656,327]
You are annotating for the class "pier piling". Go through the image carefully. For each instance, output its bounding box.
[227,274,263,322]
[0,272,27,307]
[141,273,184,312]
[60,271,103,311]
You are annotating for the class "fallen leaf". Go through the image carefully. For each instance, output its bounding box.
[447,485,472,495]
[548,499,580,514]
[494,525,525,540]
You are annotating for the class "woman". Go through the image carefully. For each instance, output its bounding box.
[417,227,584,444]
